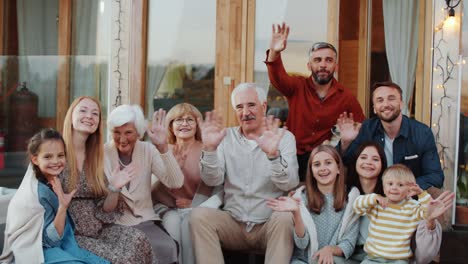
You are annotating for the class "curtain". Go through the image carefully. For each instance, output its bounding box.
[70,0,100,102]
[17,0,58,117]
[382,0,419,115]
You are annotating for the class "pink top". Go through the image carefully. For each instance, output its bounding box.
[154,141,211,207]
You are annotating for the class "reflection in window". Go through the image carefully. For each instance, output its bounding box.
[254,0,328,120]
[0,0,110,189]
[457,58,468,225]
[146,0,216,116]
[0,0,59,189]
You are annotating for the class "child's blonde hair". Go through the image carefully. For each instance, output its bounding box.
[382,164,415,183]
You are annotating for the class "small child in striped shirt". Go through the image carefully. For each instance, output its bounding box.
[352,164,431,264]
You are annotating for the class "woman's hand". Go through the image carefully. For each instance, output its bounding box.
[427,191,455,221]
[336,112,361,145]
[199,111,226,151]
[50,177,76,209]
[109,163,136,190]
[255,115,286,159]
[175,198,192,209]
[147,108,169,153]
[266,196,300,213]
[312,246,335,264]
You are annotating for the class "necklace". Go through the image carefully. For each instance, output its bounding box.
[118,154,132,168]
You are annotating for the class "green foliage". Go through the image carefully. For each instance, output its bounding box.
[457,171,468,199]
[459,181,468,199]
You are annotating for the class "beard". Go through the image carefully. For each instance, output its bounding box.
[312,70,334,85]
[376,107,401,123]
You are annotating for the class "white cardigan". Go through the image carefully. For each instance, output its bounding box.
[0,164,45,264]
[292,185,360,259]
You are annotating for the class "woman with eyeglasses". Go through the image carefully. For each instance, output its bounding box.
[103,104,184,264]
[152,103,218,264]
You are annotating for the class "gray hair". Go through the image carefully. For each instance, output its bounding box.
[230,83,267,109]
[107,104,147,139]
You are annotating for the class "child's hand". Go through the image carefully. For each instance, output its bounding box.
[376,195,388,208]
[407,182,423,198]
[50,177,77,209]
[266,196,300,213]
[312,246,334,264]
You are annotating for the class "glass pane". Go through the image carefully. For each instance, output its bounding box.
[0,0,59,188]
[457,56,468,225]
[0,0,111,189]
[254,0,328,120]
[71,0,110,118]
[146,0,216,116]
[456,3,468,226]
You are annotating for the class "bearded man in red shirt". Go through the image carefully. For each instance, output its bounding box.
[265,22,365,181]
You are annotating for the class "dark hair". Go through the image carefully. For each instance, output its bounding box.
[28,128,66,181]
[308,42,337,57]
[266,107,288,125]
[306,145,347,214]
[371,81,403,100]
[346,142,387,195]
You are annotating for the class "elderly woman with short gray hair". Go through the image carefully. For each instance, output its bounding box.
[103,104,184,264]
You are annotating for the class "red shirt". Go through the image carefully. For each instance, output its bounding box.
[265,53,365,155]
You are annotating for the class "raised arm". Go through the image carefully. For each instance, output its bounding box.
[406,183,431,220]
[353,193,384,216]
[336,112,361,155]
[255,115,299,191]
[147,108,170,154]
[49,177,76,238]
[267,22,290,62]
[267,196,304,237]
[264,23,301,97]
[199,111,227,186]
[148,108,184,188]
[413,191,454,264]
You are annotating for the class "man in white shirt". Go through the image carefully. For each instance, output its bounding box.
[190,83,299,264]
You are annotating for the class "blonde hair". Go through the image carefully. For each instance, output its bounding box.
[62,96,106,197]
[165,103,203,144]
[382,164,415,183]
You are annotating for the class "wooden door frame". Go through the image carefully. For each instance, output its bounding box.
[56,0,72,132]
[129,0,148,107]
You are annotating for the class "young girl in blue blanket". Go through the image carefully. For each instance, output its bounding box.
[0,128,108,264]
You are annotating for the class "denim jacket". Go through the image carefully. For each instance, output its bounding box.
[341,115,444,190]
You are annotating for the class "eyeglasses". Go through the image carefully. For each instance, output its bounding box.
[173,117,196,125]
[309,42,337,54]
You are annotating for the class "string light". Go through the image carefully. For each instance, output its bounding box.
[113,0,123,107]
[432,4,458,170]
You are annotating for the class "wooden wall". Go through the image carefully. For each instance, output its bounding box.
[338,0,361,102]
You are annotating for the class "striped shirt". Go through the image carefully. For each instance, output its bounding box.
[352,192,430,260]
